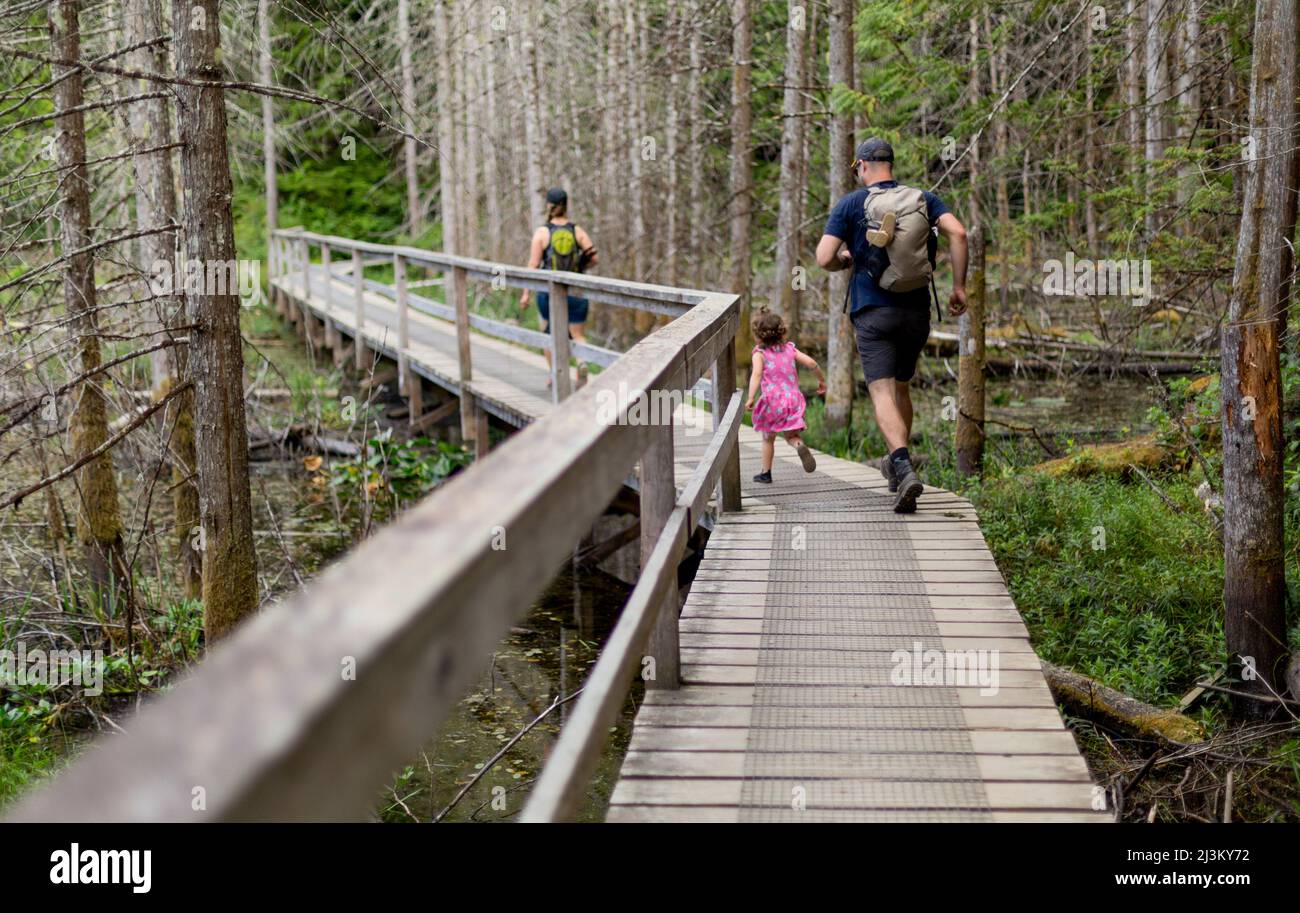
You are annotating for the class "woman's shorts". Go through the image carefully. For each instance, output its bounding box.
[537,291,590,327]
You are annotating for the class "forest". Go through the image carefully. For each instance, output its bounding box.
[0,0,1298,831]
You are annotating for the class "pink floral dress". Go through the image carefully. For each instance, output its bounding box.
[752,342,807,434]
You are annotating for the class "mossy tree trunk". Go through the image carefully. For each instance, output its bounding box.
[173,0,258,639]
[1219,0,1297,713]
[50,0,126,609]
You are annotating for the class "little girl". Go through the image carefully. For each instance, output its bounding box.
[745,308,825,483]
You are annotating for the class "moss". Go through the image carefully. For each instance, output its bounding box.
[1033,434,1175,479]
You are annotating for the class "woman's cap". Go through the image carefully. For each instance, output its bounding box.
[853,138,894,165]
[545,187,568,205]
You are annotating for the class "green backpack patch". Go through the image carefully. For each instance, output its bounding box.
[545,223,582,272]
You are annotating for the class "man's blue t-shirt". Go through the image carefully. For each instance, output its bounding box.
[824,180,950,315]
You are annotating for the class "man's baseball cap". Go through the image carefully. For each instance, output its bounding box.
[545,187,568,205]
[853,138,894,165]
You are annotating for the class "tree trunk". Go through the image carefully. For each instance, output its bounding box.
[397,0,420,235]
[483,22,502,259]
[824,0,855,429]
[435,0,460,253]
[687,0,704,286]
[259,0,277,243]
[50,0,126,606]
[956,226,987,477]
[1144,0,1164,237]
[988,15,1010,316]
[1219,0,1297,712]
[173,0,259,639]
[728,0,754,365]
[772,0,809,335]
[1084,23,1099,250]
[664,0,680,287]
[125,0,200,597]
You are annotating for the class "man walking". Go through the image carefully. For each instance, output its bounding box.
[816,138,968,512]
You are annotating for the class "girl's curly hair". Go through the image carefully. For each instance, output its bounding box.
[751,307,787,348]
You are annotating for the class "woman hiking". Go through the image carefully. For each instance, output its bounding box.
[519,187,599,386]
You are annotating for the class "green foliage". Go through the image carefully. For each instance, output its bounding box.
[972,473,1223,704]
[330,430,472,505]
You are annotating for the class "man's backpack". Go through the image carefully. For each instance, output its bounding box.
[544,222,583,273]
[863,184,935,292]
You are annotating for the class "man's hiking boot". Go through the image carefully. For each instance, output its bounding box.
[753,470,772,484]
[878,456,899,492]
[796,443,817,473]
[892,460,923,514]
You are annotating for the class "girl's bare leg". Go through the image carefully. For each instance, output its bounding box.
[761,434,776,472]
[784,430,816,473]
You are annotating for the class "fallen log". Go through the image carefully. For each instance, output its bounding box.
[1041,660,1204,744]
[1031,434,1177,478]
[247,423,361,459]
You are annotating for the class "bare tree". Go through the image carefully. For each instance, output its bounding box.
[728,0,753,364]
[772,0,809,336]
[49,0,126,603]
[397,0,420,235]
[824,0,855,430]
[172,0,258,639]
[125,0,200,596]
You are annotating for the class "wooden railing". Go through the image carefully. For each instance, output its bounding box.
[267,229,712,427]
[6,233,741,822]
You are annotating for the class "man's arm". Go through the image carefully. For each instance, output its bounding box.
[937,212,968,315]
[816,233,853,271]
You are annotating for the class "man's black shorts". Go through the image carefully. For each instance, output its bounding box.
[851,306,931,383]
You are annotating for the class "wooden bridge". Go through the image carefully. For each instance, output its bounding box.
[7,230,1109,823]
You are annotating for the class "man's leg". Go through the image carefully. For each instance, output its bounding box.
[895,380,913,442]
[867,378,909,452]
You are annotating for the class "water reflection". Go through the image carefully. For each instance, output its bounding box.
[380,521,640,823]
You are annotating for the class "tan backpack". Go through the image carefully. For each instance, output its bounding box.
[863,184,934,293]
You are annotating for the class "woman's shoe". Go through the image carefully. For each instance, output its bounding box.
[753,470,772,484]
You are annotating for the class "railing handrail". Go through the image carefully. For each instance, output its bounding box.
[7,236,741,823]
[270,227,719,313]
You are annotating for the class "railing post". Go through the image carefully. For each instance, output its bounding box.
[318,243,331,315]
[299,237,310,300]
[395,253,417,413]
[451,265,477,446]
[321,242,339,354]
[270,234,284,314]
[295,236,309,327]
[642,421,680,690]
[548,279,572,403]
[713,325,743,513]
[352,247,368,372]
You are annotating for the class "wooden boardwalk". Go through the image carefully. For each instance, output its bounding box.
[270,252,1108,824]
